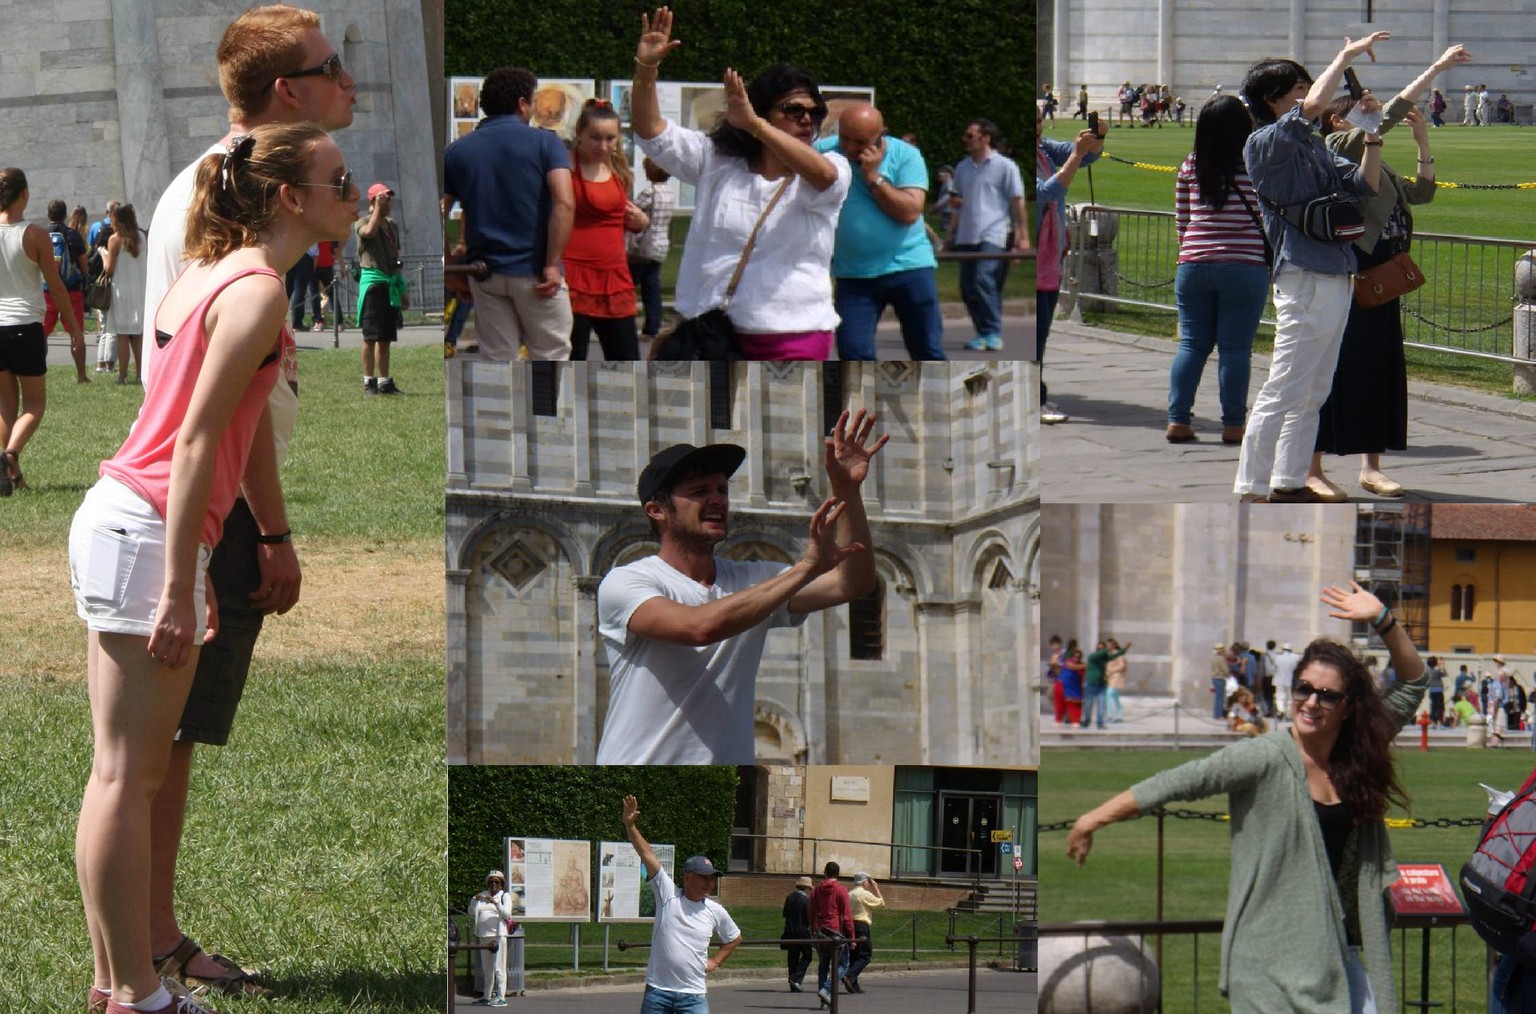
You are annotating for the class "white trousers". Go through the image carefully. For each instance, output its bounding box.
[1234,266,1353,495]
[476,935,506,999]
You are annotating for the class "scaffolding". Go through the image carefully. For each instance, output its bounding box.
[1352,505,1432,651]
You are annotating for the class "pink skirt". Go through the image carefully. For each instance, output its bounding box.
[734,329,834,361]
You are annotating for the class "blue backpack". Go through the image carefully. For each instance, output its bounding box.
[48,225,82,290]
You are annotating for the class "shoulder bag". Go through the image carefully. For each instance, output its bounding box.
[650,176,793,361]
[1354,248,1425,309]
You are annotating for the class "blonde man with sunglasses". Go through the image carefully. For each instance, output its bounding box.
[136,5,356,1002]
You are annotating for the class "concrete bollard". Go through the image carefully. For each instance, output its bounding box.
[1513,251,1536,394]
[1467,711,1488,749]
[1039,932,1161,1014]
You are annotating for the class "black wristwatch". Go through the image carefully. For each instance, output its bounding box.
[256,530,292,545]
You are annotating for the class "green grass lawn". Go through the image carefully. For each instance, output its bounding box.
[0,345,447,1010]
[1040,118,1536,395]
[451,905,1014,982]
[1039,748,1531,1012]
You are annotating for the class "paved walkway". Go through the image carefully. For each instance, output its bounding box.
[453,968,1033,1013]
[1040,318,1536,502]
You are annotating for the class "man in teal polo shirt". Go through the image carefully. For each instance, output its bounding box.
[814,103,945,360]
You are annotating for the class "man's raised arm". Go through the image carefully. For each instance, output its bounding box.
[789,409,889,613]
[621,794,662,879]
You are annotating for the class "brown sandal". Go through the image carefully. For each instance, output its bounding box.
[154,934,275,1000]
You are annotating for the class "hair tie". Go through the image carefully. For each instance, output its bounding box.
[222,134,256,192]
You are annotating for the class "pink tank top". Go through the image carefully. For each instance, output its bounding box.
[101,267,293,548]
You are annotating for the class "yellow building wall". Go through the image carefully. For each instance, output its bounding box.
[800,766,896,879]
[1430,542,1536,655]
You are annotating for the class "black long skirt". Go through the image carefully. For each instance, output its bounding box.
[1315,238,1409,456]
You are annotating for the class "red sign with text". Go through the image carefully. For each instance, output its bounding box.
[1388,863,1466,918]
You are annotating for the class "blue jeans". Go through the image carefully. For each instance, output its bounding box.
[833,268,946,360]
[1037,288,1059,402]
[1105,687,1123,722]
[444,298,472,347]
[956,241,1008,337]
[640,986,709,1014]
[1170,261,1268,427]
[1491,953,1536,1012]
[1080,685,1106,728]
[284,252,318,328]
[630,258,664,336]
[816,932,850,992]
[1211,678,1226,719]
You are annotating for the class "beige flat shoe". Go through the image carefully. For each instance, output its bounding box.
[1359,473,1405,497]
[1165,423,1197,443]
[1304,476,1350,503]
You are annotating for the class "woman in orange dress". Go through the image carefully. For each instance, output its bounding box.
[566,99,647,360]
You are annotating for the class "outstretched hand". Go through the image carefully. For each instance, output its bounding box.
[1434,44,1472,71]
[800,498,867,575]
[622,794,640,827]
[1320,580,1385,623]
[823,408,889,490]
[1065,819,1095,867]
[636,7,682,65]
[1343,31,1390,63]
[722,68,761,133]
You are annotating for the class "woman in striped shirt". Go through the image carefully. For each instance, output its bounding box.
[1168,96,1269,444]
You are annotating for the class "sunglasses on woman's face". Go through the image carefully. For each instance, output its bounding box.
[1293,680,1347,710]
[773,101,827,123]
[290,170,355,202]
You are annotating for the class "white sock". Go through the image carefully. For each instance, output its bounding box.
[380,376,391,384]
[124,985,171,1010]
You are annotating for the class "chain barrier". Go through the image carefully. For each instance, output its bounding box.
[1098,152,1536,190]
[1112,271,1175,290]
[1402,305,1515,334]
[1038,811,1486,832]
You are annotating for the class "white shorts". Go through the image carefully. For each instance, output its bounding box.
[68,476,211,642]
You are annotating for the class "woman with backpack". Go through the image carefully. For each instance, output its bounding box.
[100,203,147,385]
[1068,580,1427,1013]
[0,172,84,495]
[1232,34,1388,503]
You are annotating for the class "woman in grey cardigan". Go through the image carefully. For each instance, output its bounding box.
[1067,582,1426,1013]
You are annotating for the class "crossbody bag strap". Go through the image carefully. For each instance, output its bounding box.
[1234,185,1274,267]
[722,176,793,311]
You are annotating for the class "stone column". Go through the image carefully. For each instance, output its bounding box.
[1171,504,1240,710]
[446,565,470,764]
[383,0,445,257]
[575,574,601,762]
[112,0,173,210]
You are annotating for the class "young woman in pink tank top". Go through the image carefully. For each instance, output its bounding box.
[66,122,358,1014]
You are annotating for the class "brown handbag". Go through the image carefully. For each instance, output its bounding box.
[1353,250,1425,309]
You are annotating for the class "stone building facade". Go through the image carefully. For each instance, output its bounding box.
[7,2,437,258]
[1041,1,1536,118]
[446,361,1040,767]
[1041,503,1358,711]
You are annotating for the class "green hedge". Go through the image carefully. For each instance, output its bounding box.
[448,766,739,908]
[446,0,1033,168]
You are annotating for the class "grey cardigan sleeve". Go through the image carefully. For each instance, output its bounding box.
[1130,735,1279,814]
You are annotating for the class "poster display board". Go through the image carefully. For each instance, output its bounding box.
[597,841,676,922]
[505,837,593,922]
[447,76,597,144]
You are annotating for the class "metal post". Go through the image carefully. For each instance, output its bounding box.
[1173,694,1181,750]
[911,912,917,961]
[967,936,979,1014]
[573,923,580,972]
[604,924,610,973]
[1155,810,1165,970]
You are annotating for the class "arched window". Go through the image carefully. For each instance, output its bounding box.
[1450,584,1475,622]
[849,577,884,661]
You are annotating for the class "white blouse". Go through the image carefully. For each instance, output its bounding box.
[638,120,850,332]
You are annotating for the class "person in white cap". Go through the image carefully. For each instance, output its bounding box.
[355,181,407,394]
[622,795,741,1013]
[469,870,514,1006]
[845,873,885,992]
[1273,641,1302,717]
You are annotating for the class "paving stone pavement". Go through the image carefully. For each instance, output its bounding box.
[1039,318,1536,503]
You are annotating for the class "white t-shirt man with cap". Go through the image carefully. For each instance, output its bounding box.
[596,409,888,764]
[622,795,741,1012]
[1273,642,1302,716]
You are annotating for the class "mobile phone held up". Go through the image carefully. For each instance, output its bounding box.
[1087,111,1104,138]
[1344,68,1365,101]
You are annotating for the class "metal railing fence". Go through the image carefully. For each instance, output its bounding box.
[1059,203,1536,366]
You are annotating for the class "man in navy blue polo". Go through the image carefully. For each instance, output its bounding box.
[813,103,944,360]
[443,67,575,360]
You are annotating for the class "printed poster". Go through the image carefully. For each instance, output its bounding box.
[597,841,675,922]
[506,837,592,922]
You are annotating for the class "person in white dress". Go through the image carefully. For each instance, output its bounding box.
[101,204,147,384]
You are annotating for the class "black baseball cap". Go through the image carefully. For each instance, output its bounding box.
[637,443,746,505]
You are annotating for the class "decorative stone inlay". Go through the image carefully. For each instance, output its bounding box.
[487,538,546,592]
[876,361,913,388]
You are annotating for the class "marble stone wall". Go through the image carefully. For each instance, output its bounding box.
[1040,503,1357,711]
[446,362,1040,767]
[3,2,439,259]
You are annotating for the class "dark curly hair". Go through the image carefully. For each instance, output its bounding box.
[1294,638,1409,824]
[708,64,826,160]
[480,67,537,117]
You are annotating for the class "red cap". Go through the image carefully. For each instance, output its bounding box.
[367,183,395,201]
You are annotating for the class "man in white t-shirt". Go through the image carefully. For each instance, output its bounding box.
[623,795,741,1013]
[141,6,356,1001]
[596,409,888,764]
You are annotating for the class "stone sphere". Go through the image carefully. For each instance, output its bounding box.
[1038,932,1161,1014]
[1516,250,1536,300]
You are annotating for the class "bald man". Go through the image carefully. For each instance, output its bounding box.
[814,103,945,360]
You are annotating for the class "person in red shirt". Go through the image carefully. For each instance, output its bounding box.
[564,99,647,360]
[312,238,336,330]
[809,861,853,1004]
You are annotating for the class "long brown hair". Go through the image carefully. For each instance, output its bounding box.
[1297,638,1410,823]
[112,204,141,258]
[574,98,632,193]
[185,122,327,263]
